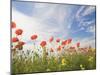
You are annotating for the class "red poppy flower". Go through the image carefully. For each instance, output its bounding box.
[15,29,23,35]
[12,37,19,42]
[18,41,25,46]
[77,42,80,47]
[11,21,16,29]
[49,36,54,43]
[62,40,67,45]
[40,41,47,47]
[68,38,72,44]
[62,41,66,45]
[15,44,23,50]
[31,34,38,40]
[57,46,62,51]
[56,38,60,43]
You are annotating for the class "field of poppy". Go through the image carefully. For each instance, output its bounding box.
[11,22,96,74]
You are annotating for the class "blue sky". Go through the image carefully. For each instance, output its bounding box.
[12,1,96,47]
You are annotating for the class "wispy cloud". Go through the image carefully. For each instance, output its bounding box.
[76,6,86,20]
[81,6,95,16]
[74,6,96,34]
[76,6,95,20]
[76,6,95,24]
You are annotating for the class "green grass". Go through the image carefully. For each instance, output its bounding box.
[11,49,96,74]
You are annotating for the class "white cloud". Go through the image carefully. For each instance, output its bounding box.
[80,37,95,48]
[12,8,53,42]
[12,5,70,42]
[82,6,95,16]
[72,37,95,48]
[33,4,70,27]
[67,36,95,48]
[86,25,95,33]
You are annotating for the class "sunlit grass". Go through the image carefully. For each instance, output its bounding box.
[12,48,96,74]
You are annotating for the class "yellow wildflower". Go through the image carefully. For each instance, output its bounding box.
[80,64,83,68]
[61,58,66,66]
[80,64,85,70]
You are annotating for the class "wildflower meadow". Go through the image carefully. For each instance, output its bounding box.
[11,21,96,74]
